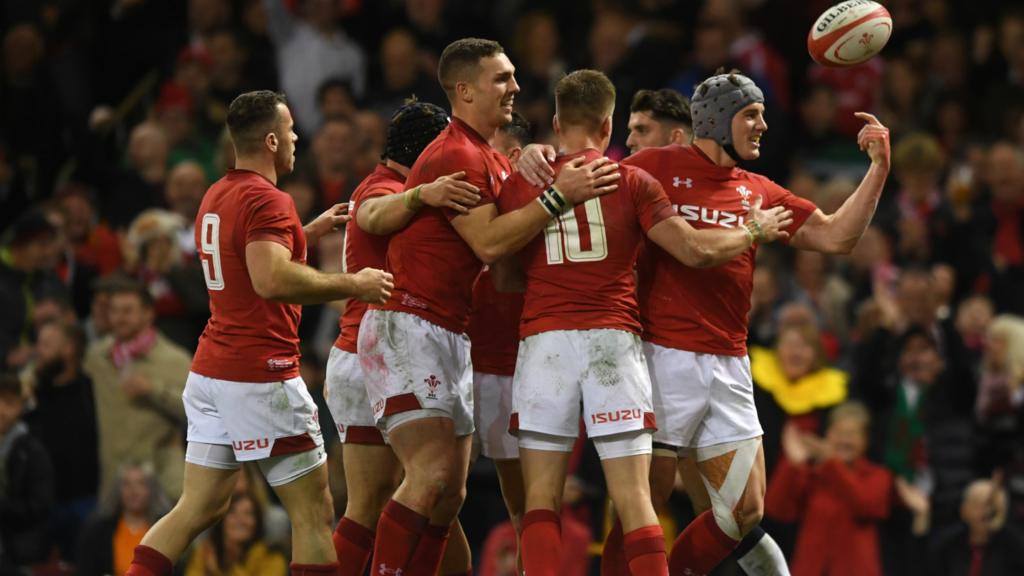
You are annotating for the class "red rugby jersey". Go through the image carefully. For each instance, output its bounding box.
[334,164,405,353]
[191,170,307,382]
[376,117,512,333]
[623,145,817,356]
[497,149,675,338]
[466,269,524,376]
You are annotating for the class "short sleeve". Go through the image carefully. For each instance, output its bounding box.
[630,167,676,232]
[245,190,299,249]
[495,174,536,214]
[416,143,496,221]
[758,176,818,235]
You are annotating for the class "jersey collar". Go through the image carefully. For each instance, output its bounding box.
[450,116,491,147]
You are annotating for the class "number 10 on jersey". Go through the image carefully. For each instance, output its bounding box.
[200,213,225,290]
[544,198,608,264]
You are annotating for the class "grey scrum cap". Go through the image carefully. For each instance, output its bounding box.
[691,72,764,156]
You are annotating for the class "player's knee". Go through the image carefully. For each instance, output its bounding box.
[733,495,764,537]
[433,482,467,520]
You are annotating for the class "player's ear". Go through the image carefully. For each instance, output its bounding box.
[670,127,686,146]
[600,115,612,140]
[508,146,523,166]
[455,80,472,104]
[266,132,278,152]
[552,115,560,136]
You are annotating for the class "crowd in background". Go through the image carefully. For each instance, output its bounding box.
[2,0,1024,574]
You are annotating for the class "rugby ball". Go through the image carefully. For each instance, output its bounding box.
[808,0,892,67]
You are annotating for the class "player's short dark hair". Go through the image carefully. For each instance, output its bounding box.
[555,70,616,132]
[226,90,288,155]
[103,274,155,308]
[498,111,532,147]
[383,98,450,168]
[438,38,505,98]
[630,88,692,128]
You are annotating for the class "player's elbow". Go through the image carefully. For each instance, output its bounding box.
[476,245,503,265]
[250,275,282,300]
[682,245,719,268]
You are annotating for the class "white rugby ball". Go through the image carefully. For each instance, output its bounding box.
[808,0,892,67]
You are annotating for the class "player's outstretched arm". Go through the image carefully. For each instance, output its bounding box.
[646,196,793,267]
[246,240,393,304]
[357,172,481,235]
[790,112,891,254]
[451,157,621,263]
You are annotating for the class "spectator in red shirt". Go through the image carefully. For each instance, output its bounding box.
[765,401,892,576]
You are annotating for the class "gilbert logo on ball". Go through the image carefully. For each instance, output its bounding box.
[808,0,892,67]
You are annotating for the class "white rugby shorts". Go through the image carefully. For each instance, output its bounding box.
[643,342,763,449]
[473,371,517,460]
[511,329,655,439]
[358,310,474,436]
[325,346,386,445]
[183,372,324,462]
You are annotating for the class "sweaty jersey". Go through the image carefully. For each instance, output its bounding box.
[375,116,512,333]
[191,170,307,382]
[466,269,523,376]
[335,164,405,353]
[623,145,817,356]
[497,149,676,338]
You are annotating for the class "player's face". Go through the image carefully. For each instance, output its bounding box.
[273,103,299,175]
[626,111,673,153]
[473,53,519,127]
[730,103,767,160]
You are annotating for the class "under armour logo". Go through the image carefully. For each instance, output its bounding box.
[737,185,752,208]
[673,176,693,189]
[378,565,403,576]
[500,170,509,181]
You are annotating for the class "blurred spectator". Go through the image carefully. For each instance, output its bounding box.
[105,122,171,231]
[0,373,55,571]
[58,184,123,278]
[263,0,367,136]
[234,464,289,549]
[164,160,208,256]
[350,110,388,180]
[307,118,357,209]
[75,462,172,576]
[789,250,852,346]
[879,132,947,264]
[808,59,884,139]
[751,322,849,477]
[879,57,928,139]
[22,321,98,560]
[83,278,190,504]
[316,77,357,123]
[156,82,218,179]
[0,22,65,229]
[369,28,445,116]
[184,490,288,576]
[187,0,232,47]
[124,209,209,349]
[955,294,995,362]
[206,27,259,122]
[982,142,1024,315]
[748,263,783,348]
[765,401,892,576]
[0,209,64,370]
[980,9,1024,139]
[511,11,565,140]
[927,478,1024,575]
[975,315,1024,473]
[793,85,864,181]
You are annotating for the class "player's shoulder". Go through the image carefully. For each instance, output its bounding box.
[622,144,690,169]
[353,165,405,202]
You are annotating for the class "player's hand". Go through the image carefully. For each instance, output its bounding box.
[304,202,351,239]
[554,156,620,204]
[518,144,557,187]
[352,268,393,304]
[854,112,890,169]
[747,196,793,242]
[420,171,481,214]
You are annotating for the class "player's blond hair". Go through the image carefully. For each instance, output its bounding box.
[555,70,616,132]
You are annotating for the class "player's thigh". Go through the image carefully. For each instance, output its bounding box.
[270,459,333,530]
[387,415,459,481]
[678,454,711,514]
[693,438,764,513]
[178,458,241,521]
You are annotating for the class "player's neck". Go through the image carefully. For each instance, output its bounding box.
[234,156,279,185]
[451,109,499,143]
[694,139,737,168]
[384,159,410,177]
[557,129,605,156]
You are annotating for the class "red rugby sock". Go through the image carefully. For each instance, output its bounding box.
[333,516,375,576]
[601,519,630,576]
[668,511,739,576]
[372,499,429,573]
[624,525,668,576]
[521,509,562,576]
[406,523,451,576]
